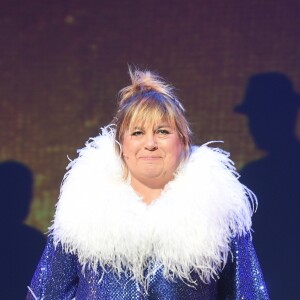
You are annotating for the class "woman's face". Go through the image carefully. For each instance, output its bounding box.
[122,121,184,188]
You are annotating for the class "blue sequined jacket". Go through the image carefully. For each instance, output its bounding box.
[27,234,269,299]
[27,129,270,299]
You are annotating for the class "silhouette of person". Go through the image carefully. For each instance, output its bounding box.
[0,161,46,299]
[235,72,300,300]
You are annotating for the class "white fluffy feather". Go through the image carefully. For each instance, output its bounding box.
[50,126,255,286]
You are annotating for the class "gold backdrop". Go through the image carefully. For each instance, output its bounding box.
[1,0,299,232]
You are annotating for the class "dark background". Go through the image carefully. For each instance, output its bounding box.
[0,1,299,298]
[1,0,299,232]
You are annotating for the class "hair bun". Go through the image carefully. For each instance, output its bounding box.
[118,67,175,107]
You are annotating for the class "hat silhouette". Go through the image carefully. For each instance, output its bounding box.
[235,72,300,114]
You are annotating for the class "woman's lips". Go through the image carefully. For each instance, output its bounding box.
[139,156,162,160]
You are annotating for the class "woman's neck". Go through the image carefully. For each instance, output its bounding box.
[130,177,163,205]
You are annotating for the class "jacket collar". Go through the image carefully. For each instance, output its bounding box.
[51,126,254,285]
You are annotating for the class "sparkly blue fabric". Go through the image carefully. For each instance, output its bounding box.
[27,234,269,299]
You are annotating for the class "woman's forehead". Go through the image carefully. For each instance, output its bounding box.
[128,118,175,130]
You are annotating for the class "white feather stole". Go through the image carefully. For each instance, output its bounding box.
[50,126,255,286]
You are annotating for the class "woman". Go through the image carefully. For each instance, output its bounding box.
[27,69,269,299]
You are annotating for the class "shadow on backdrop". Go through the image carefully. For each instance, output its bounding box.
[0,161,46,299]
[235,72,300,300]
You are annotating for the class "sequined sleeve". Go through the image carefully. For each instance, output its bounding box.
[218,233,269,300]
[26,235,79,300]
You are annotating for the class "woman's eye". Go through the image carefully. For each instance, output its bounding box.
[131,131,143,136]
[157,129,170,135]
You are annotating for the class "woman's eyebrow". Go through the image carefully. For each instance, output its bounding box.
[156,124,173,129]
[131,126,143,130]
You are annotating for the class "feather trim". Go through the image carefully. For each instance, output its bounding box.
[50,126,255,286]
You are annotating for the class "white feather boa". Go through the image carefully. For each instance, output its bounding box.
[50,126,255,286]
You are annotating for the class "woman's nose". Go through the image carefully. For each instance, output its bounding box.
[144,134,158,150]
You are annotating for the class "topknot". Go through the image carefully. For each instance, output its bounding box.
[118,67,176,107]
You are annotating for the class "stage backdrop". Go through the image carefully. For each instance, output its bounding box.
[1,0,299,232]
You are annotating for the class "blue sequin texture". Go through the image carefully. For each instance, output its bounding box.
[27,234,269,299]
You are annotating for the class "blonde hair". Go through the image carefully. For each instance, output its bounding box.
[113,67,192,172]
